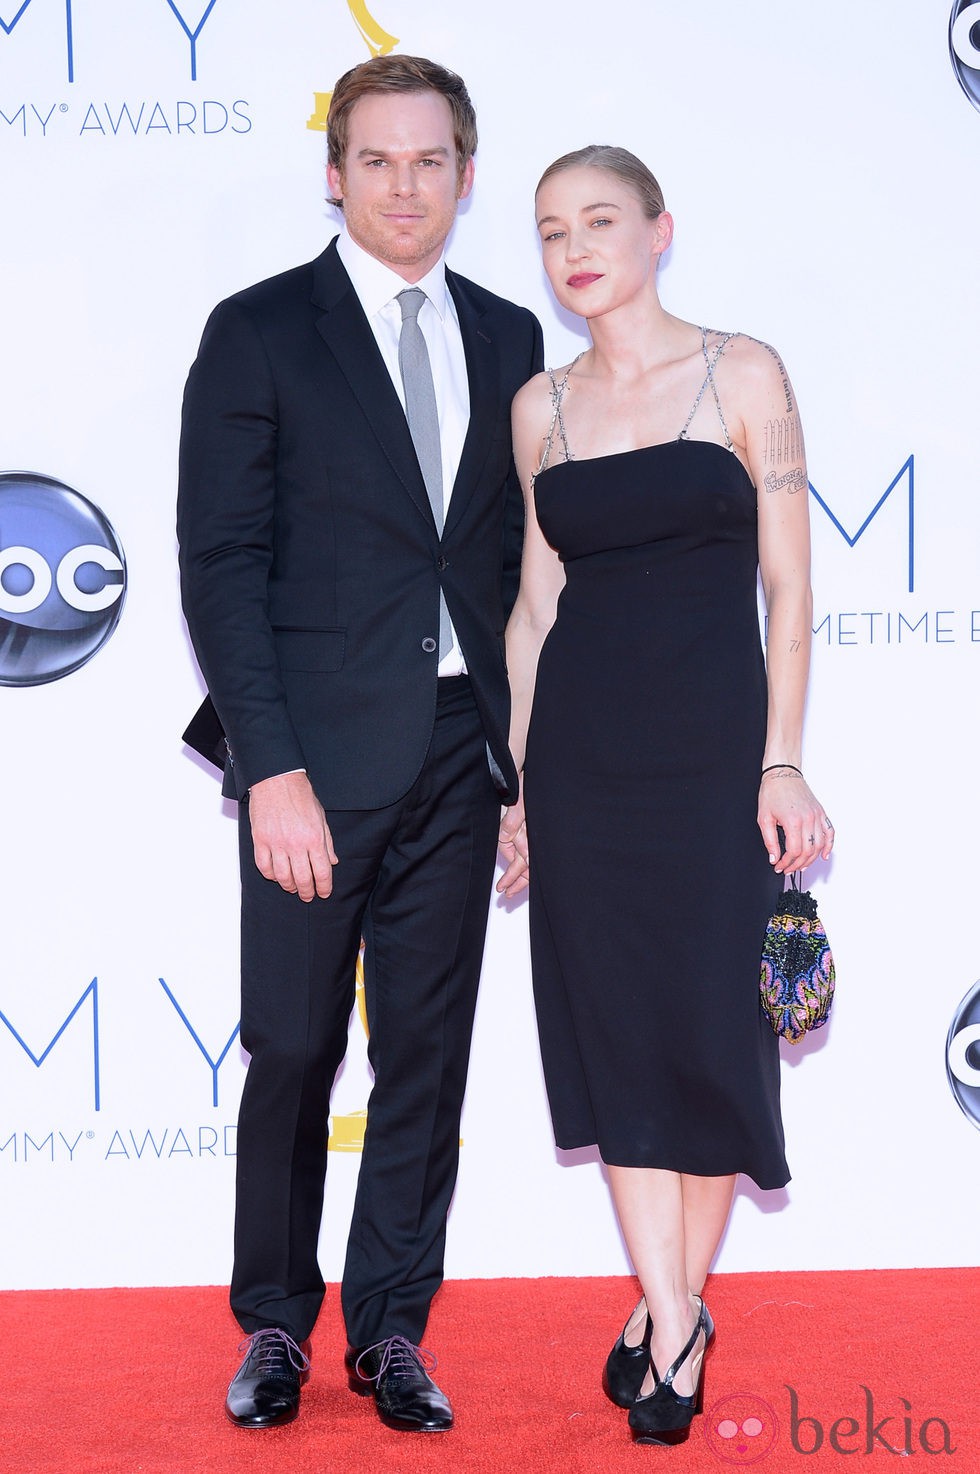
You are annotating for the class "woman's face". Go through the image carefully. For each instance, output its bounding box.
[534,165,670,318]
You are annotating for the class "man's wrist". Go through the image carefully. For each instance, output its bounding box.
[248,768,307,795]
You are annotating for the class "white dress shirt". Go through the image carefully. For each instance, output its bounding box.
[336,229,470,676]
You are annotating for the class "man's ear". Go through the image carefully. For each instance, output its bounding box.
[457,155,475,202]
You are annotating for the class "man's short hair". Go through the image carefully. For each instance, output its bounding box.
[327,54,478,204]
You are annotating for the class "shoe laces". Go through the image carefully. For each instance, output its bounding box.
[354,1334,437,1383]
[237,1327,311,1377]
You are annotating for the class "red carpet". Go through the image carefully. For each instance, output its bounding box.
[9,1270,978,1472]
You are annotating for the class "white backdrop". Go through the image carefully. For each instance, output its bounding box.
[2,0,979,1291]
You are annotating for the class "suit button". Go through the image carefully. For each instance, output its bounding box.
[421,637,437,653]
[437,556,448,571]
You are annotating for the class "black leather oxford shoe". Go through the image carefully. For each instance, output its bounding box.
[225,1327,311,1428]
[345,1335,453,1432]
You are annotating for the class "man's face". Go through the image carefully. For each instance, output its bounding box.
[327,90,474,282]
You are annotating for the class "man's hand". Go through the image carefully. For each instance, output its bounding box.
[248,771,338,901]
[497,785,529,898]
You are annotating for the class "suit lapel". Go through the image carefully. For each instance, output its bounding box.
[445,270,498,539]
[311,241,436,531]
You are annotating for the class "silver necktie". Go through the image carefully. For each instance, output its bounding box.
[397,287,452,660]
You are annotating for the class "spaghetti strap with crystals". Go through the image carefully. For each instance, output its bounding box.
[532,353,585,486]
[678,327,740,451]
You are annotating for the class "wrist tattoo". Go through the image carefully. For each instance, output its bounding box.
[761,762,803,779]
[790,638,801,652]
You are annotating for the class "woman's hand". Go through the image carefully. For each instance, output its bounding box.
[758,767,835,874]
[497,784,530,897]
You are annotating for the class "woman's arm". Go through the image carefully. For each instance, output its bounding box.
[497,372,568,895]
[737,340,835,875]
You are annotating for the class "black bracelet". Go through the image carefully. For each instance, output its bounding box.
[761,763,803,778]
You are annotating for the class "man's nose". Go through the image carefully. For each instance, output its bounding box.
[390,164,417,195]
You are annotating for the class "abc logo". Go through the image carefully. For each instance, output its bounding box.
[950,1,980,111]
[0,471,126,687]
[946,980,980,1130]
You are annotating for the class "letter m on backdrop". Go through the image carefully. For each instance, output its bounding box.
[0,0,75,82]
[0,978,100,1109]
[809,455,915,593]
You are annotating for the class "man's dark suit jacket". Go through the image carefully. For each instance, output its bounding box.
[177,238,543,810]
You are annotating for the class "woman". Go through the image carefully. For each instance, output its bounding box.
[498,146,833,1446]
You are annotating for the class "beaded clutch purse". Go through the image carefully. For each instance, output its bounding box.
[759,874,835,1044]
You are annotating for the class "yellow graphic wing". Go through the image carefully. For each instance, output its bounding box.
[348,0,399,56]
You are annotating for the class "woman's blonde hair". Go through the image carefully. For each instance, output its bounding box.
[536,145,665,220]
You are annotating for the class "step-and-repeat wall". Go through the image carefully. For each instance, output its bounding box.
[3,0,979,1290]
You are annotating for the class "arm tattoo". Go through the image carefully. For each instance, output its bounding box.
[790,638,801,652]
[764,465,807,494]
[763,416,804,467]
[750,338,795,413]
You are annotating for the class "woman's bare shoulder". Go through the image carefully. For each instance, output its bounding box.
[515,368,553,399]
[730,333,795,381]
[513,368,558,422]
[716,332,798,413]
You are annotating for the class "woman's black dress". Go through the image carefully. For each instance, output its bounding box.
[524,340,789,1189]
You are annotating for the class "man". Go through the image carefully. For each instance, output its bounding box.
[177,54,541,1433]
